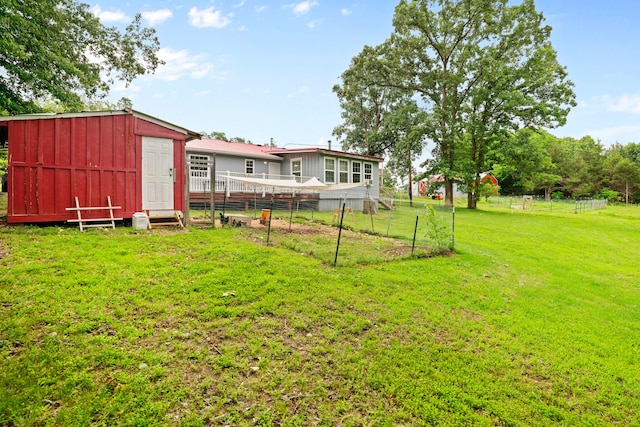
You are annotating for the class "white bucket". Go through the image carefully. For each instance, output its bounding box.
[132,212,148,230]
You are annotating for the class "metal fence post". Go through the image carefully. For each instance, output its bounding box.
[334,203,346,266]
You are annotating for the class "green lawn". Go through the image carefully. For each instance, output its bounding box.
[1,199,639,426]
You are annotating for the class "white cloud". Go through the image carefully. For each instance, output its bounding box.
[603,94,640,115]
[255,5,267,13]
[341,8,352,16]
[233,1,246,8]
[586,125,640,145]
[307,19,322,29]
[288,86,310,98]
[153,48,220,81]
[191,63,214,79]
[141,9,173,26]
[188,6,232,29]
[91,5,129,23]
[290,1,318,16]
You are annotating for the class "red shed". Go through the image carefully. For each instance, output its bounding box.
[0,109,200,224]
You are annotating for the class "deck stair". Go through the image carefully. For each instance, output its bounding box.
[147,210,184,229]
[378,198,394,210]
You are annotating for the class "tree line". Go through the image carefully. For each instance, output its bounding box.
[492,130,640,204]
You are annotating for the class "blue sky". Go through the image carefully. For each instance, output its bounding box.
[93,1,640,153]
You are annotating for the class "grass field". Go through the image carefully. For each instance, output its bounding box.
[1,196,640,426]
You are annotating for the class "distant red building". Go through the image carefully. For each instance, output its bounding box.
[416,173,499,198]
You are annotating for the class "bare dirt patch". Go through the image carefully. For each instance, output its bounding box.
[250,218,338,236]
[0,241,8,259]
[190,214,441,262]
[190,216,339,236]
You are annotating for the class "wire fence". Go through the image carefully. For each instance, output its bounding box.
[189,197,454,265]
[187,187,607,265]
[484,196,608,213]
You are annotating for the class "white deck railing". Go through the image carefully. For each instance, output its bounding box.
[189,171,317,196]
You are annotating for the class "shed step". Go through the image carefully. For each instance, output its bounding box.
[147,210,184,229]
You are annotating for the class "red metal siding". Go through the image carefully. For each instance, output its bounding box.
[7,113,187,223]
[173,139,185,211]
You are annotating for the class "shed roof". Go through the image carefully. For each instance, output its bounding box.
[0,109,201,141]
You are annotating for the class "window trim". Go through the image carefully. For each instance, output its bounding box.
[245,159,255,175]
[291,157,302,178]
[324,157,336,184]
[351,160,362,183]
[364,162,373,184]
[338,159,349,183]
[188,154,212,191]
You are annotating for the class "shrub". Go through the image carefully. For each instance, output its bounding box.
[596,187,620,203]
[551,191,563,201]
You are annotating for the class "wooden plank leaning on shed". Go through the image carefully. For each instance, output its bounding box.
[66,196,123,231]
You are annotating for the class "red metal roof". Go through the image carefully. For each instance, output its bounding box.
[187,139,282,161]
[267,147,384,162]
[187,140,385,163]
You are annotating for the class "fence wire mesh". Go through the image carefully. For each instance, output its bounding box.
[189,193,454,265]
[484,196,607,214]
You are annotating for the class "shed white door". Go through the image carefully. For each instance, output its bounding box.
[142,136,174,210]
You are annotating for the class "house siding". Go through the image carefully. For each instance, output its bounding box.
[186,149,282,177]
[214,153,276,175]
[277,152,381,211]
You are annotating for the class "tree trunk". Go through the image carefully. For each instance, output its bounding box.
[444,177,454,208]
[467,192,475,209]
[467,173,480,209]
[408,149,413,207]
[545,187,551,202]
[625,180,630,205]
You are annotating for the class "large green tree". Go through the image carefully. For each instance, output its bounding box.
[492,129,561,199]
[546,135,603,198]
[385,0,575,207]
[603,144,640,204]
[0,0,162,114]
[333,45,420,157]
[333,44,428,203]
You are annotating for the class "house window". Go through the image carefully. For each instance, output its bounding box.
[364,163,373,184]
[339,159,349,183]
[245,159,254,175]
[324,158,336,183]
[189,154,211,191]
[352,161,361,183]
[291,158,302,178]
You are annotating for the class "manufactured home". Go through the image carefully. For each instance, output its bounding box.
[186,139,383,212]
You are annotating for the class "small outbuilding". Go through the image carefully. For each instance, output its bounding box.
[0,109,200,224]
